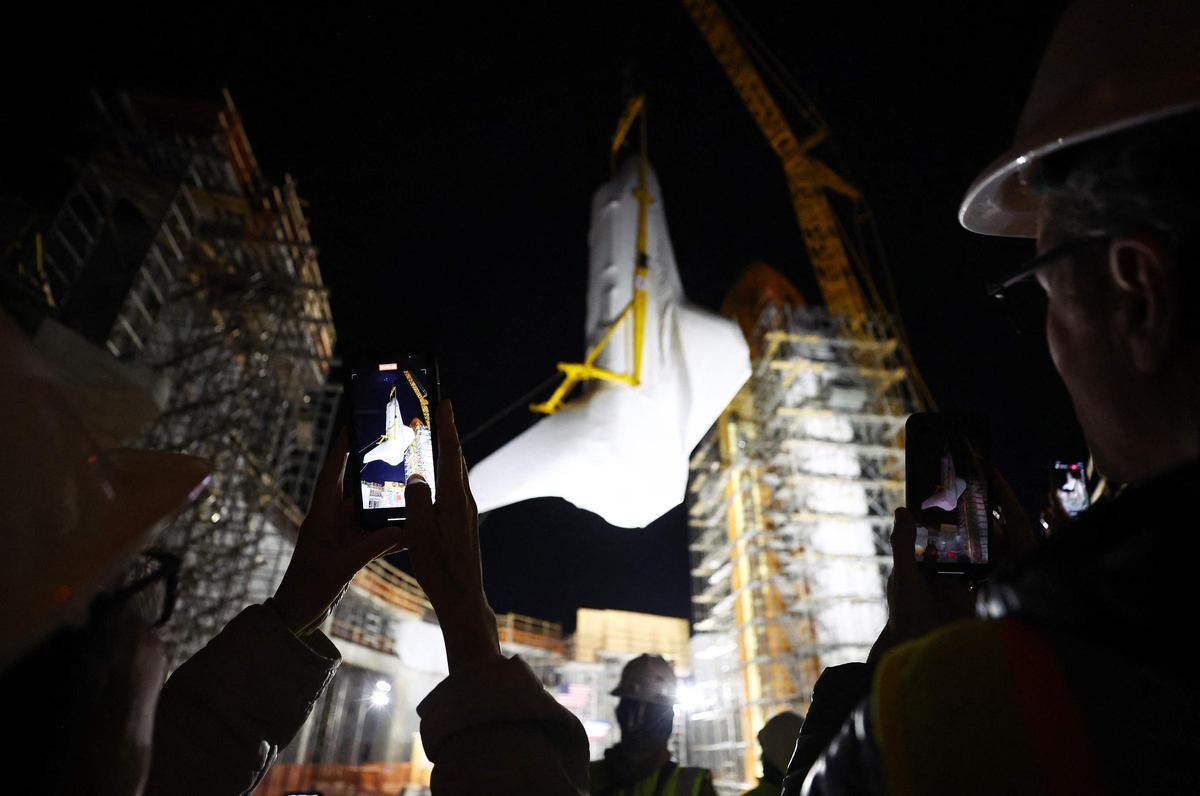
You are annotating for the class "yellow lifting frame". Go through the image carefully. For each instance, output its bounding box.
[530,95,652,415]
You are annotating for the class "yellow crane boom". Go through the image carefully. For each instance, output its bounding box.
[683,0,870,321]
[684,0,935,410]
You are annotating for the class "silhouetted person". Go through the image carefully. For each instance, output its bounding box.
[743,712,803,796]
[786,1,1200,792]
[589,655,715,795]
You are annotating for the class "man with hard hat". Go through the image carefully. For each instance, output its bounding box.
[0,307,411,794]
[784,0,1200,792]
[590,654,715,795]
[743,712,803,796]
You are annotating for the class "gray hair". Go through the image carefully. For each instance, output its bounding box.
[1034,110,1200,333]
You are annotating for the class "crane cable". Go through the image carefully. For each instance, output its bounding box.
[460,371,564,448]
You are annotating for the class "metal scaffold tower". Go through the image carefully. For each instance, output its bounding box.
[678,2,931,789]
[5,91,338,667]
[686,305,917,791]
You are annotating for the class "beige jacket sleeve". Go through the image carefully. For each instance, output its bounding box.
[145,602,340,796]
[418,654,590,794]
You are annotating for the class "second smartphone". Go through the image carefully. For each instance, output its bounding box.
[905,412,992,577]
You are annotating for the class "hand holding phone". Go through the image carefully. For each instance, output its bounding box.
[403,400,501,674]
[271,431,410,635]
[875,506,977,654]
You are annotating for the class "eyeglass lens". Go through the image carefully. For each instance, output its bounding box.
[118,552,179,628]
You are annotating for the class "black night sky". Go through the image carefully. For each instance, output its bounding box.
[4,2,1082,630]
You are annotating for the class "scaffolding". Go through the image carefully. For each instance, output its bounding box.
[3,90,338,667]
[686,304,917,792]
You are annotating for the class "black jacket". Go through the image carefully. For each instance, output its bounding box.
[785,460,1200,794]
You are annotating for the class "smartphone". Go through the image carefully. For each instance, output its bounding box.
[905,412,992,577]
[1051,460,1089,517]
[344,353,440,528]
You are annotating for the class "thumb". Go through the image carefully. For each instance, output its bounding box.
[405,473,435,533]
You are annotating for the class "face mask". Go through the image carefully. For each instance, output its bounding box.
[619,700,674,747]
[605,700,675,784]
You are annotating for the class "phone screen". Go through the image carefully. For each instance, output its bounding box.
[905,413,991,574]
[346,354,439,525]
[1052,460,1089,517]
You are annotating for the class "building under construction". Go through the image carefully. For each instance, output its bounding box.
[686,300,917,790]
[680,2,928,790]
[2,90,338,667]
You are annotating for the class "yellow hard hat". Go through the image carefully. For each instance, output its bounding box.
[0,310,210,673]
[611,653,677,706]
[959,0,1200,238]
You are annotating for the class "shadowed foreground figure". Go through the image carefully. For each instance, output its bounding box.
[784,1,1200,793]
[742,712,803,796]
[0,306,588,794]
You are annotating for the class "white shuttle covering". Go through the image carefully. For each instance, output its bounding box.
[469,158,751,528]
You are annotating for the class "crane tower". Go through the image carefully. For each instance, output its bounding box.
[680,2,928,789]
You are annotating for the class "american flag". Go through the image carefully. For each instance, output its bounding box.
[553,682,592,712]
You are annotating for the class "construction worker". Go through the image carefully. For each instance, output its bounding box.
[590,654,716,796]
[785,0,1200,792]
[742,711,803,796]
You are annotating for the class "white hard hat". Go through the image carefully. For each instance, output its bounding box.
[0,310,210,673]
[959,0,1200,238]
[611,654,677,706]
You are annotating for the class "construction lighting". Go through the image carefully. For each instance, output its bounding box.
[370,680,392,708]
[676,681,713,713]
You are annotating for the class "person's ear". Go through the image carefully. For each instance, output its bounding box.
[1107,235,1178,373]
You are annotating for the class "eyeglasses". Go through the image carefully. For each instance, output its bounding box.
[100,550,181,629]
[986,235,1111,335]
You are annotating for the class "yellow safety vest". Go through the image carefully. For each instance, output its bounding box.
[589,759,710,796]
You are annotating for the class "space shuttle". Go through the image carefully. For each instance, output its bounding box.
[362,386,416,467]
[921,450,967,512]
[467,157,751,528]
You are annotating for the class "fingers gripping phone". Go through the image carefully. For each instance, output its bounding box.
[905,412,992,577]
[344,354,440,529]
